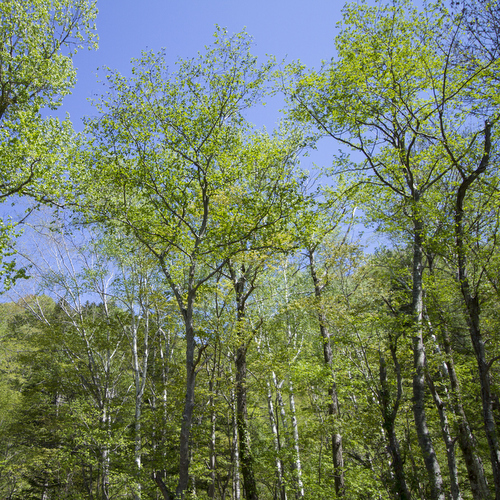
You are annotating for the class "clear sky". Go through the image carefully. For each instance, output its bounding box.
[62,0,346,131]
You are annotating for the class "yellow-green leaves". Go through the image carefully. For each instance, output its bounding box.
[288,0,499,248]
[79,30,305,270]
[0,0,97,292]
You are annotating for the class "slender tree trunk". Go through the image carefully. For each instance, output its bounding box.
[229,262,259,500]
[425,296,490,500]
[458,266,500,498]
[257,328,286,500]
[459,278,500,499]
[449,364,491,499]
[159,256,206,500]
[288,381,305,500]
[426,374,462,500]
[447,362,491,500]
[207,339,224,500]
[151,327,175,500]
[176,312,197,500]
[274,372,292,498]
[282,265,304,500]
[411,216,445,500]
[101,404,111,500]
[266,379,287,500]
[209,374,217,500]
[308,248,344,496]
[454,392,491,500]
[379,350,412,500]
[235,342,258,500]
[130,306,149,500]
[232,383,241,500]
[274,373,288,443]
[454,122,500,500]
[134,395,143,500]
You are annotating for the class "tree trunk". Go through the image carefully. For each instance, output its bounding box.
[308,248,345,497]
[236,342,258,500]
[100,406,111,500]
[454,121,500,500]
[425,297,490,500]
[274,372,292,498]
[176,315,197,500]
[208,367,217,499]
[266,378,287,500]
[150,327,175,500]
[288,380,305,500]
[130,305,149,500]
[282,265,304,500]
[426,374,462,500]
[230,262,259,500]
[134,394,143,500]
[379,350,412,500]
[153,472,173,500]
[232,383,242,500]
[460,284,500,499]
[411,216,445,500]
[159,257,204,500]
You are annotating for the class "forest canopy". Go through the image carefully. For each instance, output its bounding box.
[0,0,499,499]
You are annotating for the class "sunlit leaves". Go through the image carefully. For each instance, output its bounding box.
[78,30,304,271]
[0,0,97,292]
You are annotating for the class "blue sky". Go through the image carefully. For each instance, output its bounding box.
[63,0,346,131]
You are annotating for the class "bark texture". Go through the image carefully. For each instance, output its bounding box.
[308,248,345,497]
[411,216,445,500]
[454,122,500,500]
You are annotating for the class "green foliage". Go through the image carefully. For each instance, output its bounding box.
[76,30,304,275]
[0,0,97,292]
[1,1,499,498]
[289,0,499,243]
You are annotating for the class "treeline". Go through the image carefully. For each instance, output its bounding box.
[0,0,499,499]
[1,224,497,500]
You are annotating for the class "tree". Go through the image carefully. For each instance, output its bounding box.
[452,0,500,63]
[451,122,500,497]
[299,207,349,497]
[0,0,97,290]
[17,228,132,500]
[288,0,499,497]
[227,258,265,500]
[76,29,304,499]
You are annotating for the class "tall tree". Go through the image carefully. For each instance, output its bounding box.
[287,0,498,496]
[76,30,304,500]
[227,258,262,500]
[451,122,500,497]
